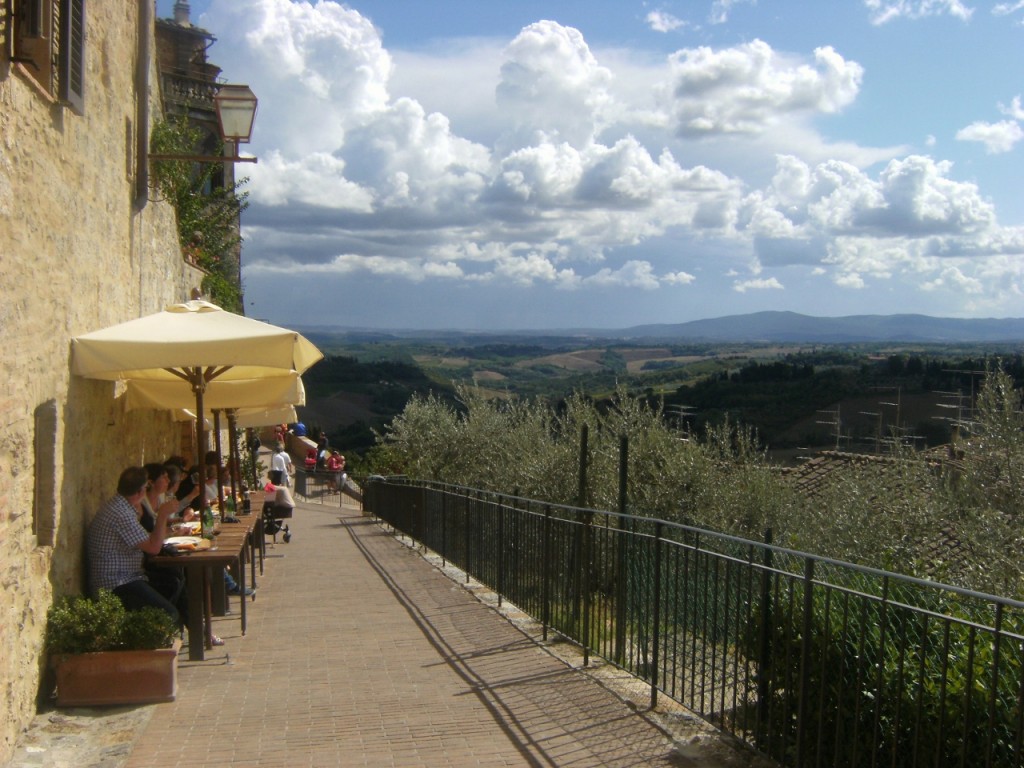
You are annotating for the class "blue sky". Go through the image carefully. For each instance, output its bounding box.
[158,1,1024,330]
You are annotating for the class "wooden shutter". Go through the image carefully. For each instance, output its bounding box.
[57,0,85,114]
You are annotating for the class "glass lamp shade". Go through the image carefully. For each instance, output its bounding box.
[214,84,258,144]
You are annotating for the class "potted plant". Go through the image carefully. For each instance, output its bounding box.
[46,590,181,706]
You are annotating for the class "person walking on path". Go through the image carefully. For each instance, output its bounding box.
[270,441,294,487]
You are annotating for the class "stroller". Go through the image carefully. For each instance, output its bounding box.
[264,470,294,543]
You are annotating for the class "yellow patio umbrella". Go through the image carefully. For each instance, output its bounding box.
[124,371,306,412]
[232,404,298,429]
[71,300,322,513]
[173,404,298,429]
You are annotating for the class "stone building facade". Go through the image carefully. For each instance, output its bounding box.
[0,1,206,759]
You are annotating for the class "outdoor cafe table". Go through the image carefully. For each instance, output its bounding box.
[150,516,256,661]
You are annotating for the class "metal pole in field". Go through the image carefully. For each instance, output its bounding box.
[577,424,589,508]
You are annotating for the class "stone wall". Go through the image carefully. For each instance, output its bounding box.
[0,3,204,761]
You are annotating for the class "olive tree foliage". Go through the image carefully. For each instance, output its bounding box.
[373,386,577,501]
[942,366,1024,595]
[375,385,800,534]
[959,366,1024,517]
[373,369,1024,597]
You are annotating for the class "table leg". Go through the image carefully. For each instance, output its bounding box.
[256,516,265,573]
[211,566,227,616]
[238,554,247,636]
[249,529,257,588]
[185,565,205,661]
[203,566,213,651]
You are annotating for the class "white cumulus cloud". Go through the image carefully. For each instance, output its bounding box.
[992,0,1024,14]
[662,270,697,285]
[646,10,685,32]
[710,0,756,24]
[1000,96,1024,120]
[865,0,974,25]
[733,277,784,292]
[496,21,613,149]
[196,0,1023,321]
[956,119,1024,154]
[667,40,863,136]
[584,260,662,289]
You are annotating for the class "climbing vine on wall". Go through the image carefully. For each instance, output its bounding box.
[150,112,250,312]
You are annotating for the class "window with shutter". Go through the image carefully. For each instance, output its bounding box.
[10,0,85,114]
[12,0,55,93]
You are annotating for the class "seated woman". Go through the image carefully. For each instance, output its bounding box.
[164,463,198,520]
[139,464,192,627]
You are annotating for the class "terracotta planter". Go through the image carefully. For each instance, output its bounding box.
[52,639,181,706]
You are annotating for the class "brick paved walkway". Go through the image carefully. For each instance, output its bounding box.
[124,499,685,767]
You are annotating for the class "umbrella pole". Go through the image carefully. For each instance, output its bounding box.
[193,371,207,531]
[213,410,225,515]
[227,410,241,507]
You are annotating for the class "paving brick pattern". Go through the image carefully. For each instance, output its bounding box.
[125,501,682,767]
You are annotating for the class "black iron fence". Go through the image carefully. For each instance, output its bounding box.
[365,476,1024,768]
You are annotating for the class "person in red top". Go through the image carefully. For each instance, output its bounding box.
[325,450,345,491]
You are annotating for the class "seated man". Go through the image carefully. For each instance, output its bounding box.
[86,466,179,623]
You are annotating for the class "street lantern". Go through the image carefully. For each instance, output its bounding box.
[149,83,259,164]
[214,84,258,145]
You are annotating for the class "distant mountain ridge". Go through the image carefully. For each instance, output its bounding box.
[298,312,1024,344]
[617,312,1024,343]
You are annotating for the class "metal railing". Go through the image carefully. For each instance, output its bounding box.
[293,469,338,503]
[365,477,1024,768]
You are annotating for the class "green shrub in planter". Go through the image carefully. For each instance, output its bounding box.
[46,589,177,654]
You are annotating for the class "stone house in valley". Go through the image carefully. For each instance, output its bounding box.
[0,2,207,759]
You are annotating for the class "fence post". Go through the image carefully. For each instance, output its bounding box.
[542,504,552,642]
[756,528,774,751]
[476,490,485,583]
[650,521,663,710]
[440,490,447,568]
[796,557,815,768]
[570,425,590,626]
[464,492,472,584]
[615,435,628,665]
[582,508,593,667]
[986,602,1004,768]
[497,503,505,607]
[417,486,427,548]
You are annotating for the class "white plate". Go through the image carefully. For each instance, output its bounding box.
[165,536,203,546]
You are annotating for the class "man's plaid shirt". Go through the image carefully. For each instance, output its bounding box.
[86,494,149,593]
